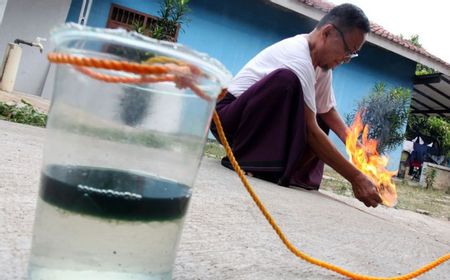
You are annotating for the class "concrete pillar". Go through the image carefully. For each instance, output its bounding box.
[0,43,22,92]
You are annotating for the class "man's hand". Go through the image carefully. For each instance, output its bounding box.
[307,107,382,208]
[350,173,382,207]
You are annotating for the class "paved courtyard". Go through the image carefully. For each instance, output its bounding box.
[0,120,449,279]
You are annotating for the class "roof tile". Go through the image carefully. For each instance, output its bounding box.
[296,0,450,70]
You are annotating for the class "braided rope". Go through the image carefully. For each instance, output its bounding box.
[48,53,212,101]
[212,111,449,280]
[47,52,450,279]
[74,66,177,84]
[48,53,175,75]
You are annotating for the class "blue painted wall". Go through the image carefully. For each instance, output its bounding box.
[66,0,317,74]
[66,0,416,170]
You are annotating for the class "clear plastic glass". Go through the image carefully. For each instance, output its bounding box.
[28,24,231,280]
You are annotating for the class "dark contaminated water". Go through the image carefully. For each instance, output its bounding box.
[39,165,191,221]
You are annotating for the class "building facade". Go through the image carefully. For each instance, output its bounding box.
[2,0,448,170]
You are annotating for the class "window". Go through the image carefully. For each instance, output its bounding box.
[106,4,179,42]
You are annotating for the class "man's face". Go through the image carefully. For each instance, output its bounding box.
[318,24,367,71]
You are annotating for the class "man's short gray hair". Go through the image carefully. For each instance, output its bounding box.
[317,3,370,33]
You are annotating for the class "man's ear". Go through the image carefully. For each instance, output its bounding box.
[321,24,334,38]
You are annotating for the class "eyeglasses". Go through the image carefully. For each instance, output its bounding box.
[331,24,359,63]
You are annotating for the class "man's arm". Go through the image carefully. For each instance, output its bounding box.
[297,108,348,170]
[305,106,381,207]
[320,107,371,156]
[318,107,349,144]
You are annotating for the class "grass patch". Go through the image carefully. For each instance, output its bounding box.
[321,166,354,197]
[321,165,450,220]
[0,99,47,127]
[321,175,353,197]
[394,180,450,219]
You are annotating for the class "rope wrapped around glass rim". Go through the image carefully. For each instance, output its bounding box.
[47,52,449,280]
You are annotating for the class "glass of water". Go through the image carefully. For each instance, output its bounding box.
[27,23,231,280]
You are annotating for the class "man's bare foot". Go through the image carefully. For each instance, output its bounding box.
[245,171,254,177]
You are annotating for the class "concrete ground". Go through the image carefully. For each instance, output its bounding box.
[0,120,449,279]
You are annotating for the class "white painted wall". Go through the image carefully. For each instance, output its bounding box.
[0,0,72,95]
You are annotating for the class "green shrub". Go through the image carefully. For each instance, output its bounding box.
[406,115,450,158]
[346,83,411,154]
[0,100,47,127]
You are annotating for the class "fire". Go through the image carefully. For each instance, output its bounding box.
[345,112,398,207]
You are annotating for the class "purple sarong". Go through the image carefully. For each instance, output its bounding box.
[210,69,329,189]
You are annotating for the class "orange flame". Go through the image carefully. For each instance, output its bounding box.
[345,112,398,207]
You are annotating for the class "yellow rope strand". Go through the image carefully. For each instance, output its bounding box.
[212,111,449,280]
